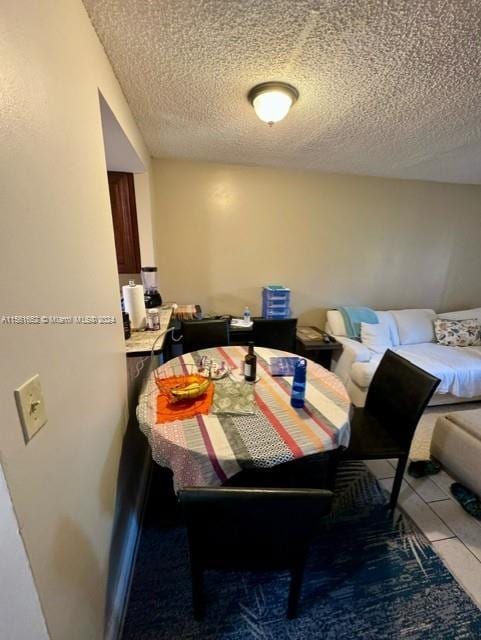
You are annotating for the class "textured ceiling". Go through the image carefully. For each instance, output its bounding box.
[83,0,481,183]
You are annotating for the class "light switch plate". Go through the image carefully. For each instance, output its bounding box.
[14,374,48,443]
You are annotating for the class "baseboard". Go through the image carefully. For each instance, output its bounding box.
[104,450,152,640]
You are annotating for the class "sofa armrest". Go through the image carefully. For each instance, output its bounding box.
[335,337,371,361]
[331,336,372,384]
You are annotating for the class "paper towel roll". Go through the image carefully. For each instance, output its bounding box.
[122,283,146,330]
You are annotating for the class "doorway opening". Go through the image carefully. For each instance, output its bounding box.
[99,91,147,288]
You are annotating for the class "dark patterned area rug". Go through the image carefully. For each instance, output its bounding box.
[122,463,481,639]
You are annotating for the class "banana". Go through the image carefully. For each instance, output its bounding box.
[170,378,210,402]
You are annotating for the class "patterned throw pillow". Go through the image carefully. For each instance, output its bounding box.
[434,318,481,347]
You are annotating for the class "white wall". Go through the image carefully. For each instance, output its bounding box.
[134,171,156,266]
[152,159,481,323]
[0,465,49,640]
[0,2,152,639]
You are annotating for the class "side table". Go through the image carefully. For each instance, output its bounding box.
[296,325,342,370]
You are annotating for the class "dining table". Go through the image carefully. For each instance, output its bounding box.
[137,345,351,491]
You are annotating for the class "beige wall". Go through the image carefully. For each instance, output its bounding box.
[0,2,152,639]
[152,159,481,324]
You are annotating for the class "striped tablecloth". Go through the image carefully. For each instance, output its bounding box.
[137,346,351,490]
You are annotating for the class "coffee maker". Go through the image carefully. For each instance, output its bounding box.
[141,266,163,308]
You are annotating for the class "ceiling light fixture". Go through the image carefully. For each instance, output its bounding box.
[248,82,299,126]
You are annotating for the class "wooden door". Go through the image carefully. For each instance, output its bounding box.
[108,171,141,274]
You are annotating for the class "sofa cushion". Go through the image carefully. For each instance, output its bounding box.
[391,309,436,345]
[376,311,400,346]
[393,343,481,397]
[350,343,481,398]
[360,321,392,354]
[434,318,481,347]
[327,309,399,343]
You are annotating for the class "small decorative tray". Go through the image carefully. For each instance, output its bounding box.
[196,356,229,380]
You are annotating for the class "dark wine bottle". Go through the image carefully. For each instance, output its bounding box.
[122,311,131,339]
[244,342,257,382]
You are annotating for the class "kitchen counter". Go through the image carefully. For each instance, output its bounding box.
[125,307,173,357]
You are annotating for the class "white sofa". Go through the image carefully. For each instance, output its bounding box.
[326,307,481,407]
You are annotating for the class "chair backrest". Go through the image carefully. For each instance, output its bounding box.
[252,318,298,352]
[181,319,230,353]
[179,486,333,570]
[365,349,440,448]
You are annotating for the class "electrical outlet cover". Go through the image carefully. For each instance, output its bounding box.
[14,374,48,443]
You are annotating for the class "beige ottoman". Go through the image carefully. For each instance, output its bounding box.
[431,409,481,498]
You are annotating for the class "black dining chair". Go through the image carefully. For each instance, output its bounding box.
[252,318,298,352]
[343,349,440,509]
[178,486,333,619]
[181,318,230,353]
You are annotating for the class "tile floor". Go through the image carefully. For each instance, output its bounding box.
[365,459,481,610]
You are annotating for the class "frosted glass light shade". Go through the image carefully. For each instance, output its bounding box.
[253,90,292,124]
[248,82,299,125]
